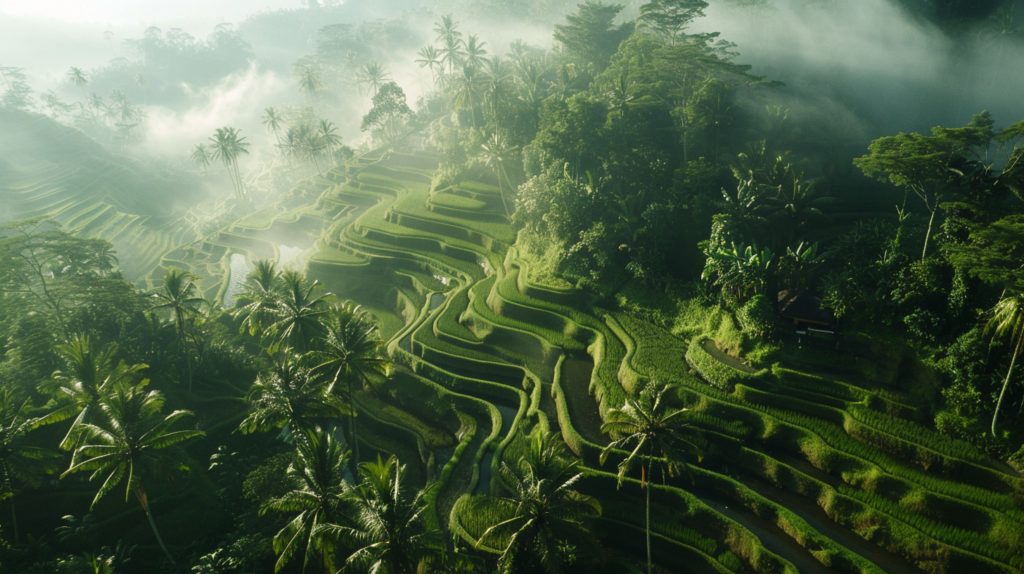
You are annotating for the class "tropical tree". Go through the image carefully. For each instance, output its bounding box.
[481,132,518,218]
[463,34,488,69]
[61,383,204,566]
[149,268,207,388]
[357,61,391,99]
[416,45,443,87]
[262,107,286,142]
[191,143,212,173]
[477,432,601,574]
[361,82,413,146]
[295,64,324,113]
[318,119,342,164]
[984,294,1024,436]
[317,455,443,574]
[233,259,283,336]
[639,0,708,45]
[238,351,350,436]
[262,428,350,573]
[67,67,89,101]
[308,301,389,466]
[0,388,61,544]
[450,65,485,129]
[266,270,332,352]
[208,126,251,200]
[433,14,464,75]
[36,335,147,450]
[600,383,703,574]
[134,72,148,104]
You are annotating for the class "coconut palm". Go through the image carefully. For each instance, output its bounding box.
[61,383,204,566]
[238,351,350,436]
[985,294,1024,436]
[357,61,391,99]
[0,388,61,544]
[308,301,389,466]
[296,65,323,113]
[190,143,212,173]
[67,67,88,100]
[450,64,485,129]
[317,119,342,165]
[262,428,350,573]
[36,335,147,450]
[263,107,286,142]
[208,126,251,200]
[416,45,443,87]
[463,34,488,69]
[477,432,601,574]
[600,383,703,574]
[134,73,148,104]
[149,268,207,388]
[267,270,332,352]
[481,132,517,219]
[41,90,69,119]
[316,455,443,574]
[440,35,466,78]
[233,259,283,337]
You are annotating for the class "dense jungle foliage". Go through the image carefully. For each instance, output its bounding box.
[2,0,1024,573]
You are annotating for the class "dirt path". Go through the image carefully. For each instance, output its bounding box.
[701,338,756,373]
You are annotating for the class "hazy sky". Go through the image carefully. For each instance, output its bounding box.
[0,0,296,26]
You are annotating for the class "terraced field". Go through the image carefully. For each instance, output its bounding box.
[0,110,211,283]
[11,109,1022,572]
[225,140,1022,574]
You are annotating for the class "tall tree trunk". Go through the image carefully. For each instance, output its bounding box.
[9,496,18,544]
[135,486,175,565]
[921,207,936,262]
[645,462,652,574]
[992,343,1019,437]
[349,379,360,479]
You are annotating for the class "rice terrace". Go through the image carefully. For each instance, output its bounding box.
[1,1,1024,573]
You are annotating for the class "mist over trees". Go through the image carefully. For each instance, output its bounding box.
[2,0,1024,573]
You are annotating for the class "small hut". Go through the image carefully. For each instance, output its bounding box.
[777,289,840,348]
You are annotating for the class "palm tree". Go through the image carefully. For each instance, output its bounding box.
[267,270,332,352]
[985,294,1024,436]
[433,14,463,75]
[149,268,207,388]
[600,383,703,574]
[263,107,286,143]
[0,388,61,544]
[440,35,466,78]
[357,61,391,99]
[233,259,283,336]
[463,34,488,69]
[296,65,323,114]
[483,56,511,123]
[262,428,350,573]
[238,357,349,437]
[134,72,148,105]
[308,301,389,466]
[208,127,251,200]
[317,455,443,574]
[295,123,327,176]
[190,143,212,173]
[36,336,147,450]
[451,64,485,129]
[416,45,442,87]
[317,120,342,166]
[477,432,601,574]
[481,132,517,219]
[61,383,204,566]
[67,67,88,101]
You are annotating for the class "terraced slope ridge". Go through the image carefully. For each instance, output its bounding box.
[251,143,1024,574]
